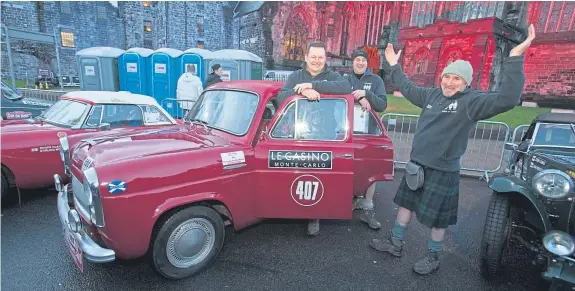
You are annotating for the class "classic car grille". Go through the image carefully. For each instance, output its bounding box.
[72,175,90,220]
[82,157,95,171]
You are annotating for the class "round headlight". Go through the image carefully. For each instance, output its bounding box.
[83,178,93,205]
[543,230,575,256]
[532,170,574,199]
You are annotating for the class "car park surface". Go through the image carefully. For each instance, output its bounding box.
[1,176,551,291]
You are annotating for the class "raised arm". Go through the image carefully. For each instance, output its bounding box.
[466,24,535,121]
[385,44,435,108]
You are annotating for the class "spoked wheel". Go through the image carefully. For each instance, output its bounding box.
[151,206,225,280]
[480,192,513,279]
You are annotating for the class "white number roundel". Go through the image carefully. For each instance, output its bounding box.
[290,174,324,206]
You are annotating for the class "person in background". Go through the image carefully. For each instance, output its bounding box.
[369,24,536,275]
[176,64,203,118]
[206,64,224,87]
[345,48,388,230]
[276,41,352,236]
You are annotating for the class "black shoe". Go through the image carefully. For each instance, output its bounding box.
[413,251,440,275]
[370,235,403,257]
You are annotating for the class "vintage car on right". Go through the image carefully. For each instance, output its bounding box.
[480,112,575,290]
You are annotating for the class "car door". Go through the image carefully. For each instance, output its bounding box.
[352,105,394,196]
[254,95,354,220]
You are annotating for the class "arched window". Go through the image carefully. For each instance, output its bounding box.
[412,48,430,75]
[284,16,307,61]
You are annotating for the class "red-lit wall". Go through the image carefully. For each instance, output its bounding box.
[398,18,496,91]
[523,41,575,103]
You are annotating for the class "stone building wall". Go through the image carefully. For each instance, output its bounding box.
[2,1,232,81]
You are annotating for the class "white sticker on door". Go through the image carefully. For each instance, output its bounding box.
[84,66,95,76]
[127,63,138,73]
[220,151,245,166]
[155,63,167,74]
[290,174,325,207]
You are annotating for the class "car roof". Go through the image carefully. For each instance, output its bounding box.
[535,112,575,124]
[207,80,284,100]
[61,91,161,106]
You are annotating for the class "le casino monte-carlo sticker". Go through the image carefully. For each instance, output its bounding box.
[268,150,332,169]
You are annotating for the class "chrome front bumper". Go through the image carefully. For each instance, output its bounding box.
[56,177,115,263]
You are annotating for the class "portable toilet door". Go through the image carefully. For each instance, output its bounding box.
[181,48,215,87]
[119,47,154,95]
[76,47,125,91]
[150,48,183,107]
[212,49,262,80]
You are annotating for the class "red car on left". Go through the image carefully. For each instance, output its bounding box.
[1,91,178,199]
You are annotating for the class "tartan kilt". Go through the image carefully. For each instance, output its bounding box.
[393,166,460,229]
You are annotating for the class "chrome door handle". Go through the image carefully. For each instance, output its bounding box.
[375,145,389,149]
[339,154,353,158]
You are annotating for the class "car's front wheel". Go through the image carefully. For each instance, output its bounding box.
[480,192,512,278]
[1,171,9,199]
[151,205,225,280]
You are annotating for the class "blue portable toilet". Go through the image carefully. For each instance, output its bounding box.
[76,47,125,91]
[149,48,183,107]
[118,47,154,96]
[180,48,215,87]
[210,49,264,81]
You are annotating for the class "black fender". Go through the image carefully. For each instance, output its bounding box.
[488,174,552,232]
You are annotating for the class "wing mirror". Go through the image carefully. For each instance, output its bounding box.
[99,123,111,131]
[504,142,518,151]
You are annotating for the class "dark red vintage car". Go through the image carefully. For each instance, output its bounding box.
[55,81,394,279]
[1,91,178,199]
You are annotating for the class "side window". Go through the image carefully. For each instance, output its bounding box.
[271,99,348,141]
[101,104,144,128]
[84,105,102,128]
[263,99,276,120]
[353,106,382,135]
[141,105,171,124]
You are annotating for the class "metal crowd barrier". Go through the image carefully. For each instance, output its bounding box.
[18,88,68,102]
[381,113,511,182]
[160,98,196,119]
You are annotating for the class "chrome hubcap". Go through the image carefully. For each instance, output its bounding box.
[166,218,215,268]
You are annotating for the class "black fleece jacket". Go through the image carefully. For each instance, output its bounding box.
[276,63,352,106]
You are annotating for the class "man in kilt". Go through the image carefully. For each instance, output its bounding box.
[370,24,536,275]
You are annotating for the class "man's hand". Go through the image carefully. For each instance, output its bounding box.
[510,24,536,57]
[359,98,371,111]
[301,88,320,101]
[352,89,366,100]
[294,83,313,94]
[385,43,402,66]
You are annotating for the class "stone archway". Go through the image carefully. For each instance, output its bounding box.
[282,4,312,65]
[411,47,430,76]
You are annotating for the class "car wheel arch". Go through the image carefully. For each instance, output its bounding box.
[1,163,17,188]
[151,199,234,239]
[491,189,551,233]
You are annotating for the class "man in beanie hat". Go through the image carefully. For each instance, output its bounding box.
[346,48,388,230]
[206,64,223,87]
[369,24,536,275]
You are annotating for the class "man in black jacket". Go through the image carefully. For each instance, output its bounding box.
[346,49,388,230]
[370,24,536,275]
[205,64,223,87]
[276,41,351,106]
[277,41,352,236]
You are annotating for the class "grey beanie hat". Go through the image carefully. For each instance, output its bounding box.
[441,60,473,85]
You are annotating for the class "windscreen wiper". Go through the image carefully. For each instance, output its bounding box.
[189,118,210,131]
